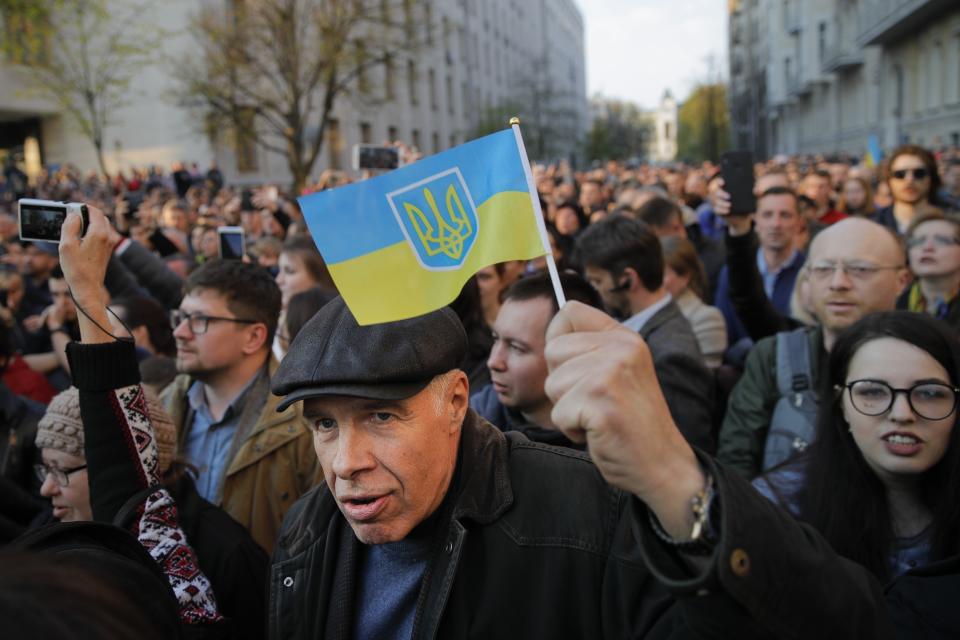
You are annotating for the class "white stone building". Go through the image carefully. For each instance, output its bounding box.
[0,0,588,185]
[728,0,960,158]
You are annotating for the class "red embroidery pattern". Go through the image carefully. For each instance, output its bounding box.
[112,385,223,625]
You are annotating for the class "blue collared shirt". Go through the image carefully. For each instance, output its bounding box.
[184,375,257,503]
[622,293,673,334]
[757,249,804,300]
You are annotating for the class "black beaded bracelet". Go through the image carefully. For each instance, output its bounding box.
[647,471,718,557]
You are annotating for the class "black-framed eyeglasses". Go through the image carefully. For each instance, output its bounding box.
[892,168,930,181]
[34,463,87,487]
[837,379,960,421]
[170,310,259,335]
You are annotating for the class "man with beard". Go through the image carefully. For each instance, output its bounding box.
[161,259,321,552]
[576,215,715,451]
[875,145,943,234]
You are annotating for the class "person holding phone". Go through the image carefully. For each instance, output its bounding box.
[714,178,911,479]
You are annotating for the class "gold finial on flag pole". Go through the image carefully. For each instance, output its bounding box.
[509,117,520,126]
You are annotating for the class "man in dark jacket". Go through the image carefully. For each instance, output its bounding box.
[267,288,898,640]
[575,214,715,451]
[716,201,911,478]
[268,297,675,639]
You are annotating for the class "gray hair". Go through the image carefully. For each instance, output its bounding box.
[426,370,458,416]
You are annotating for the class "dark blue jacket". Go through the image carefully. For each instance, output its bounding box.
[714,249,804,350]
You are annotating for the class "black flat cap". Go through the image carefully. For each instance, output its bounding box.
[272,296,468,411]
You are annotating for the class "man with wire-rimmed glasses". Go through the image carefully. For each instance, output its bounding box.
[716,214,912,480]
[160,258,321,553]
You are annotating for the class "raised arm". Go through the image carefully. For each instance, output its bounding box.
[544,302,894,639]
[59,206,223,627]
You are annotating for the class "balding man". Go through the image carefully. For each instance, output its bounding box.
[717,213,910,479]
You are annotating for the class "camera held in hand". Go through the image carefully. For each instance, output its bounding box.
[18,199,89,243]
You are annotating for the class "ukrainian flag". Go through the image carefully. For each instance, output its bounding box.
[297,128,547,325]
[865,134,883,169]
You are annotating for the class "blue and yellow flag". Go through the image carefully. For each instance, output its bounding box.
[297,128,547,324]
[865,134,883,168]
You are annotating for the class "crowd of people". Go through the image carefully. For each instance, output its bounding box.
[1,140,960,638]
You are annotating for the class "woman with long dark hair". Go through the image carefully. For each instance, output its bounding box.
[756,310,960,582]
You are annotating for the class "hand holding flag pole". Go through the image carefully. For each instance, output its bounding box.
[509,117,567,309]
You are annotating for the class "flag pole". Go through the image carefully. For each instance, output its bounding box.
[509,117,566,308]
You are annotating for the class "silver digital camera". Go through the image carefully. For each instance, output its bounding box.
[18,198,89,243]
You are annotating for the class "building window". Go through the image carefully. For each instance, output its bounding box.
[949,34,960,105]
[443,16,451,62]
[930,41,943,109]
[326,119,342,170]
[360,122,372,144]
[424,1,433,45]
[384,54,396,100]
[429,67,437,110]
[818,22,826,64]
[449,133,456,148]
[355,40,369,93]
[235,109,258,173]
[411,128,421,151]
[432,131,440,154]
[446,75,455,115]
[408,60,418,106]
[387,125,398,143]
[403,0,414,40]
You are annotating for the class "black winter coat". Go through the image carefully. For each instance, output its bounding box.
[269,411,675,639]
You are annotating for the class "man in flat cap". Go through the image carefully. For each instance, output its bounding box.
[268,295,675,638]
[268,291,895,639]
[58,205,893,639]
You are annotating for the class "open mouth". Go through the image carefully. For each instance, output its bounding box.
[882,432,923,456]
[340,494,389,522]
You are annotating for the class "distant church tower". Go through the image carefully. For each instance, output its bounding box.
[654,90,678,162]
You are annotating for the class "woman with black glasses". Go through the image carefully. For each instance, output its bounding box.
[754,310,960,583]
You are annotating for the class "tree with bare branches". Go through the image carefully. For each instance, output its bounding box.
[178,0,432,191]
[0,0,160,176]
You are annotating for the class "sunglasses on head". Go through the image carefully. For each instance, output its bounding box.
[892,168,929,180]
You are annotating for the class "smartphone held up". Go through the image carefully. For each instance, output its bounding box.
[218,226,245,260]
[18,199,89,243]
[719,151,757,216]
[352,144,400,171]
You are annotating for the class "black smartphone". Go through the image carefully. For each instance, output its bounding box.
[18,199,89,243]
[218,226,245,260]
[240,189,255,212]
[0,289,7,307]
[353,144,400,171]
[720,151,757,216]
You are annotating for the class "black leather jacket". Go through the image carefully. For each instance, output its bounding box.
[269,410,673,640]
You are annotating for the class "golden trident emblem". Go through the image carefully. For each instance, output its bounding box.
[403,184,474,260]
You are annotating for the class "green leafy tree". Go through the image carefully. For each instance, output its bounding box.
[0,0,160,176]
[585,96,652,162]
[178,0,433,191]
[677,82,730,163]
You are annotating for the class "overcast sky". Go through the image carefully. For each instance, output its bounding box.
[580,0,729,109]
